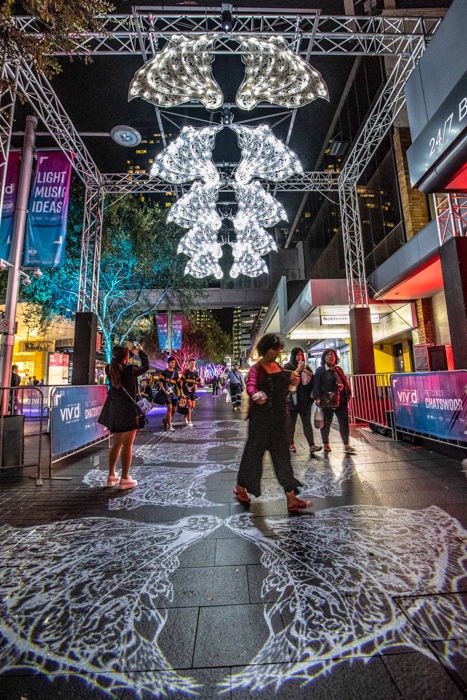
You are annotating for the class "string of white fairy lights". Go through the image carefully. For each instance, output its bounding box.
[130,32,328,279]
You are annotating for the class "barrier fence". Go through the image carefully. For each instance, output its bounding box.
[348,373,394,437]
[49,385,110,479]
[0,386,45,485]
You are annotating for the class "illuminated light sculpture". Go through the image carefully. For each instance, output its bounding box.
[230,123,304,183]
[236,35,329,110]
[150,125,221,185]
[128,34,223,109]
[153,125,223,279]
[228,124,301,277]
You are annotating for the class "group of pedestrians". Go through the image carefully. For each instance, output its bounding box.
[234,333,355,512]
[98,334,354,510]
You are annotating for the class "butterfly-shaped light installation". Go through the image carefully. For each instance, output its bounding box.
[150,124,303,279]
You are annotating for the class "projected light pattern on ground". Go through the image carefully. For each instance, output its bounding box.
[84,462,236,510]
[1,507,467,698]
[0,516,222,698]
[223,506,467,693]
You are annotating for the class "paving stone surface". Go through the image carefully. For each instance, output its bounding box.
[1,388,467,699]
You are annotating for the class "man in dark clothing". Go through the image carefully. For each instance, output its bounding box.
[140,379,153,402]
[212,374,220,398]
[284,348,322,455]
[226,363,244,411]
[9,365,21,415]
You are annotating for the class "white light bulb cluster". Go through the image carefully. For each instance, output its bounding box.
[129,34,328,111]
[150,125,221,185]
[228,125,302,278]
[236,35,329,110]
[154,126,223,279]
[230,123,304,184]
[151,124,302,280]
[128,34,223,110]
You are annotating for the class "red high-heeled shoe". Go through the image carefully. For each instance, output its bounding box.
[287,499,312,512]
[233,488,251,503]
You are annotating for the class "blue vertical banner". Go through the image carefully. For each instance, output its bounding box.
[0,151,20,261]
[23,151,72,267]
[171,314,183,350]
[156,314,168,350]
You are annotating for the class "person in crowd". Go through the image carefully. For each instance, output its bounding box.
[313,347,355,454]
[234,333,312,512]
[226,363,244,411]
[39,378,44,386]
[32,376,39,386]
[140,379,153,403]
[98,343,149,489]
[181,358,199,427]
[284,348,322,455]
[211,373,220,398]
[9,365,21,415]
[159,356,180,432]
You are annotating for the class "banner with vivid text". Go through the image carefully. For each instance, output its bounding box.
[23,151,72,267]
[0,151,20,262]
[391,371,467,442]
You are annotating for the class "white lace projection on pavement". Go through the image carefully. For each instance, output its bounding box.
[83,436,242,509]
[0,515,222,699]
[166,419,249,442]
[221,505,467,694]
[83,435,356,508]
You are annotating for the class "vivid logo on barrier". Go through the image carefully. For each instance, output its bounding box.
[51,385,108,457]
[391,371,467,442]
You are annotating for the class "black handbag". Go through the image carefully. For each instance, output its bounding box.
[121,386,146,429]
[320,391,340,409]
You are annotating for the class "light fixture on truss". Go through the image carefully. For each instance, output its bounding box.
[129,34,328,112]
[152,125,223,279]
[228,123,302,278]
[235,35,329,110]
[128,34,223,110]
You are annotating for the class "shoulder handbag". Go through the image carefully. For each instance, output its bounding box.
[319,391,340,409]
[121,385,147,429]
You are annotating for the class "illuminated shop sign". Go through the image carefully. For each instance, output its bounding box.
[320,314,380,325]
[407,69,467,190]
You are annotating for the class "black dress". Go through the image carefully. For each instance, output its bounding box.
[98,350,149,433]
[237,369,302,497]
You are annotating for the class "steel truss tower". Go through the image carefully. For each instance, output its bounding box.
[0,7,441,310]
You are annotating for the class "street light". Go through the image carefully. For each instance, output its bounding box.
[110,125,142,147]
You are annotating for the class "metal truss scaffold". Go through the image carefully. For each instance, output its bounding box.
[14,11,441,57]
[436,193,467,245]
[97,171,340,195]
[77,187,105,314]
[3,61,101,186]
[338,44,426,308]
[0,7,442,313]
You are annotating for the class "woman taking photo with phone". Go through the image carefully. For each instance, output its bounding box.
[98,343,149,489]
[313,347,355,454]
[234,333,312,512]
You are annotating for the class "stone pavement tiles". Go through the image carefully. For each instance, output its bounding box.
[1,389,467,699]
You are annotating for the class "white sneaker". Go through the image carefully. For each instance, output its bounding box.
[168,425,175,432]
[187,421,193,427]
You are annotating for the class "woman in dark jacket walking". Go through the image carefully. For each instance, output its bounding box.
[313,347,355,454]
[234,333,312,512]
[98,343,149,489]
[284,347,322,455]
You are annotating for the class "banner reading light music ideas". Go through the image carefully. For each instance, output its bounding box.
[391,371,467,442]
[23,151,72,267]
[156,314,184,351]
[0,151,20,262]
